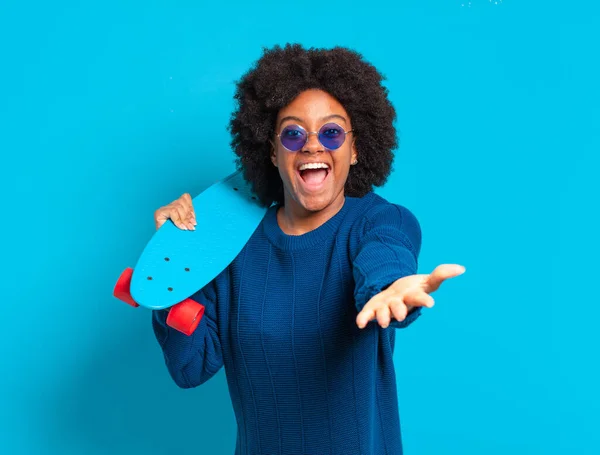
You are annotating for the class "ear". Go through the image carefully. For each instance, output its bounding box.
[351,138,358,165]
[269,140,278,167]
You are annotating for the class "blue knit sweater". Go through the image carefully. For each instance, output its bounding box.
[152,191,423,455]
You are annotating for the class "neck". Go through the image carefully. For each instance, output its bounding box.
[277,192,345,236]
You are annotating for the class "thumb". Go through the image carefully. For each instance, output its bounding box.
[425,264,466,293]
[154,209,178,230]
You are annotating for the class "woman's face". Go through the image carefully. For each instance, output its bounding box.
[271,89,357,215]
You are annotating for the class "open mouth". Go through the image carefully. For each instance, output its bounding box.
[297,163,330,189]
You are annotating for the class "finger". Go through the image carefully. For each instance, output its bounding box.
[356,308,375,329]
[356,291,388,328]
[389,298,408,322]
[357,303,379,329]
[178,195,196,230]
[154,208,170,230]
[404,289,435,308]
[184,200,197,229]
[178,204,196,231]
[186,211,197,229]
[172,202,193,230]
[180,193,194,212]
[424,264,466,293]
[181,193,192,204]
[376,305,392,328]
[165,204,186,230]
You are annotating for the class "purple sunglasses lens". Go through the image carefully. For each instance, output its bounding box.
[280,125,307,151]
[318,123,345,150]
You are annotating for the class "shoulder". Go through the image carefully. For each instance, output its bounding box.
[348,192,422,253]
[351,192,420,233]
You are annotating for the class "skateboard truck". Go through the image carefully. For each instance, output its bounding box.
[113,268,205,336]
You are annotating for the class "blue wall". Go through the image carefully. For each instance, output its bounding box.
[2,1,598,454]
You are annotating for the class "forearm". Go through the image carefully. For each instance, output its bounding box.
[152,309,223,388]
[353,204,423,328]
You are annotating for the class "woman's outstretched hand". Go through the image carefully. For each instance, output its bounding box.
[356,264,466,329]
[154,193,197,231]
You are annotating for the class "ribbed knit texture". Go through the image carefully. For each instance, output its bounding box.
[152,191,423,455]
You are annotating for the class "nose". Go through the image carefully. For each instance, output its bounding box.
[302,131,323,154]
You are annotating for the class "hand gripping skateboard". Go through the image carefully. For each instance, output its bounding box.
[113,170,268,335]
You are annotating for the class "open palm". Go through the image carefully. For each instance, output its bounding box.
[356,264,466,329]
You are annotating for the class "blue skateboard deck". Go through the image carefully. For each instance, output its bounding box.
[113,170,268,334]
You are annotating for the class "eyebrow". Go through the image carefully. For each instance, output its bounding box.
[278,114,348,130]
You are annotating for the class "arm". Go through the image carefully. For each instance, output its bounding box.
[352,203,422,329]
[152,281,223,388]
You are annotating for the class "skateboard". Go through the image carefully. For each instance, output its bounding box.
[113,170,268,336]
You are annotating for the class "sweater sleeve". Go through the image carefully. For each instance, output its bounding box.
[152,279,223,388]
[352,202,423,329]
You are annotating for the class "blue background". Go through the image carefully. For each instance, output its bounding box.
[1,1,598,454]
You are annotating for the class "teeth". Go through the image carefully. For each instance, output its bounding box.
[299,162,329,171]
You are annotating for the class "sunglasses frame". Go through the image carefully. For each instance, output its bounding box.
[275,122,354,152]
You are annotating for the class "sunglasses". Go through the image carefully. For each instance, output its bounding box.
[275,122,354,152]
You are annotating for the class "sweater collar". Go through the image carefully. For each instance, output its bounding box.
[262,198,353,251]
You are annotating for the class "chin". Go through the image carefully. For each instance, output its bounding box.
[294,188,342,213]
[299,198,330,213]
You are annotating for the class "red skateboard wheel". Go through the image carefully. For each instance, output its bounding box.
[166,298,205,336]
[113,267,139,307]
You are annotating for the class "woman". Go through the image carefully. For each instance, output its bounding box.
[152,43,465,455]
